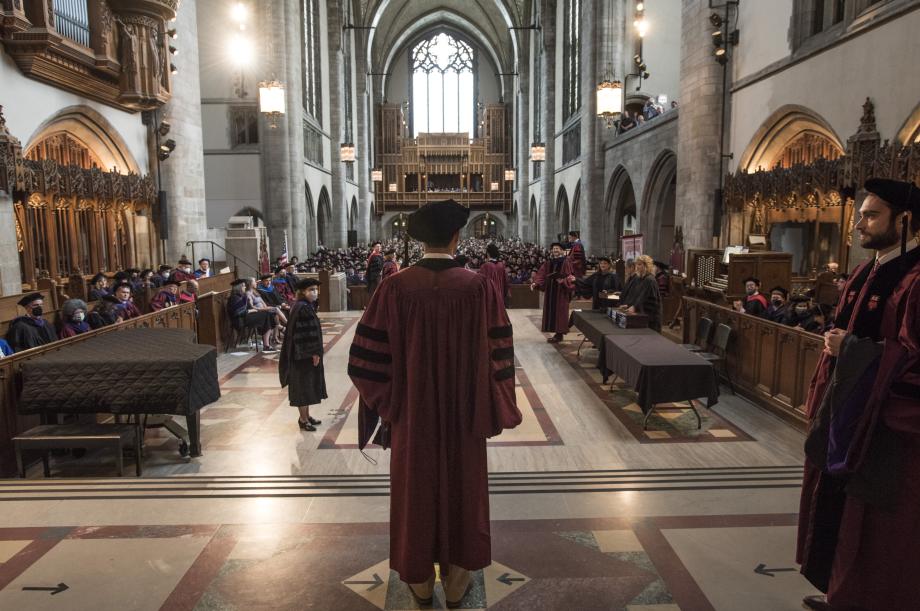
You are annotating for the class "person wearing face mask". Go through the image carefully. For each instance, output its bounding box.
[151,264,172,288]
[150,280,180,310]
[279,278,327,432]
[59,299,91,338]
[169,257,196,283]
[765,286,790,324]
[6,293,58,352]
[788,296,813,328]
[741,277,769,317]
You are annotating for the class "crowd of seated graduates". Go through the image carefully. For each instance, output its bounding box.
[730,276,840,336]
[1,256,217,356]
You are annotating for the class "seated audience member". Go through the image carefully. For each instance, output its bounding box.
[178,279,198,304]
[272,268,296,304]
[194,258,212,278]
[227,279,276,352]
[152,264,172,287]
[169,257,196,283]
[617,111,637,134]
[257,274,289,310]
[575,256,623,310]
[247,278,285,346]
[6,293,58,352]
[765,286,790,324]
[88,273,110,301]
[345,267,363,286]
[804,303,833,335]
[0,339,13,357]
[653,261,670,297]
[742,277,768,317]
[643,98,661,121]
[138,269,156,289]
[787,296,813,329]
[732,298,745,313]
[834,273,850,304]
[88,296,122,329]
[150,280,180,310]
[111,282,142,319]
[59,298,91,338]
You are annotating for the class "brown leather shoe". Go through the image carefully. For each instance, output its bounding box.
[802,594,832,610]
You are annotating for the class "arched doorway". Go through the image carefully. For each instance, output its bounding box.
[605,166,638,256]
[529,195,538,243]
[641,150,677,261]
[556,186,570,238]
[469,213,502,238]
[317,187,332,247]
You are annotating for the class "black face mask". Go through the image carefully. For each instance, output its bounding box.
[771,298,783,306]
[30,305,43,317]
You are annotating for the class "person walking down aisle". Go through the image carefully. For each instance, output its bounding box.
[348,199,521,608]
[531,242,576,343]
[797,178,920,611]
[279,278,327,432]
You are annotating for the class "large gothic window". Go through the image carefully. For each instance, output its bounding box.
[411,33,475,136]
[562,0,581,121]
[301,0,322,122]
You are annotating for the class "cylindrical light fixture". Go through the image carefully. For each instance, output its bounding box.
[371,169,383,182]
[504,169,515,181]
[596,79,623,128]
[531,142,546,161]
[490,181,499,192]
[388,183,397,192]
[340,143,356,162]
[258,79,286,128]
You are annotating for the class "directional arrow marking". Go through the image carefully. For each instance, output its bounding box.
[344,573,384,591]
[754,563,797,577]
[22,583,69,595]
[497,572,526,586]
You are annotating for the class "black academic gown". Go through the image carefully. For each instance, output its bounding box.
[278,300,327,406]
[576,271,623,310]
[6,316,57,352]
[626,275,662,331]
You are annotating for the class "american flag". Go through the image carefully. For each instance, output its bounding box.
[278,231,288,267]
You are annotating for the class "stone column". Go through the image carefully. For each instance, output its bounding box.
[283,0,307,258]
[579,0,605,256]
[0,189,20,295]
[539,0,557,246]
[326,0,348,249]
[355,41,372,243]
[515,38,531,242]
[158,0,208,262]
[676,0,724,249]
[258,0,293,259]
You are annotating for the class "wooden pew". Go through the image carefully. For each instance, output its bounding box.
[0,301,199,477]
[681,296,822,430]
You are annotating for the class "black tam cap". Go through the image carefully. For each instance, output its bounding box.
[864,178,920,214]
[653,260,670,271]
[230,279,246,287]
[260,274,273,281]
[295,278,321,291]
[17,292,43,307]
[743,276,760,286]
[102,294,121,304]
[407,199,470,245]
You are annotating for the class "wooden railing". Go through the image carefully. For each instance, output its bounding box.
[682,296,822,429]
[0,301,198,477]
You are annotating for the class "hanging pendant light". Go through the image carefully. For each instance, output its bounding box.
[371,169,383,182]
[340,143,356,162]
[597,78,623,128]
[259,79,286,128]
[530,142,546,161]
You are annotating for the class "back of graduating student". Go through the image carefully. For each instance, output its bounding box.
[348,199,521,607]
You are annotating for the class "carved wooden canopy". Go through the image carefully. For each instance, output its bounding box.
[725,99,920,211]
[1,0,178,111]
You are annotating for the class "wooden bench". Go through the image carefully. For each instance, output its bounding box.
[13,422,142,477]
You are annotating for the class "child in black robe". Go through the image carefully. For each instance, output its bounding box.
[278,278,327,431]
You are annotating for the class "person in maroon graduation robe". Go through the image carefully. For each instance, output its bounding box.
[348,199,521,607]
[381,249,400,279]
[567,230,587,277]
[531,242,575,342]
[797,178,920,611]
[477,242,510,306]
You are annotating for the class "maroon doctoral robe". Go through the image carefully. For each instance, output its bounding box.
[797,245,920,609]
[568,240,586,277]
[382,259,399,279]
[533,256,575,334]
[348,258,521,583]
[478,259,510,305]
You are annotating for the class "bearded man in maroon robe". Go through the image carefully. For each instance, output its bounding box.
[567,230,587,277]
[478,242,510,306]
[348,199,521,607]
[532,242,576,343]
[797,178,920,611]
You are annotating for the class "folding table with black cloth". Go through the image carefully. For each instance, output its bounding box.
[571,311,657,380]
[18,328,220,460]
[604,333,720,429]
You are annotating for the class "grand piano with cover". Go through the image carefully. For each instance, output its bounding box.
[17,328,220,457]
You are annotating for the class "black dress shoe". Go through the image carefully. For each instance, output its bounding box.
[308,416,321,425]
[802,595,832,610]
[298,419,316,432]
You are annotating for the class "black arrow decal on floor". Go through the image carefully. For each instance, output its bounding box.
[497,572,526,585]
[754,563,797,577]
[344,573,384,591]
[22,583,69,595]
